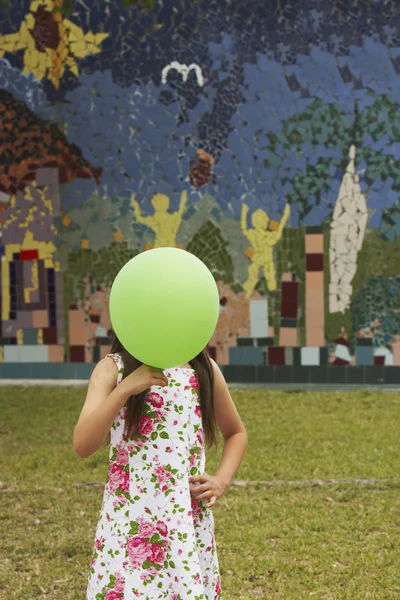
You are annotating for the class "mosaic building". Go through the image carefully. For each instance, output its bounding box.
[1,0,400,383]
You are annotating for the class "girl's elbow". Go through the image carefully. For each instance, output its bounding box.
[73,431,90,459]
[238,427,248,448]
[73,440,88,458]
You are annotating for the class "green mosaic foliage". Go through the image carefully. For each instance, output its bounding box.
[264,100,352,219]
[380,207,400,242]
[186,220,235,285]
[64,242,137,306]
[351,275,400,348]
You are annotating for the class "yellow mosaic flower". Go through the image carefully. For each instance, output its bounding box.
[0,0,108,88]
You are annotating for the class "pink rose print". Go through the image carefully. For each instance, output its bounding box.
[215,578,222,594]
[148,392,164,409]
[194,404,201,418]
[116,446,129,466]
[156,520,168,537]
[191,496,203,518]
[196,428,204,446]
[139,416,153,437]
[95,538,102,551]
[127,536,153,568]
[189,375,199,389]
[189,450,199,468]
[113,494,127,509]
[105,591,122,600]
[130,437,145,451]
[114,573,125,594]
[151,543,165,564]
[138,518,156,538]
[108,463,129,494]
[155,465,170,484]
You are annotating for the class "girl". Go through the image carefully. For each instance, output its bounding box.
[73,336,247,600]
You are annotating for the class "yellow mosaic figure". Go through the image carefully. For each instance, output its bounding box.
[131,191,188,248]
[241,202,290,298]
[0,0,108,89]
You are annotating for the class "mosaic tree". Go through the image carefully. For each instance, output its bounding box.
[380,207,400,242]
[350,274,400,349]
[263,99,353,224]
[186,220,235,285]
[262,95,400,227]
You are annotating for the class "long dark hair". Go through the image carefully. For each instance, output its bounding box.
[108,335,218,449]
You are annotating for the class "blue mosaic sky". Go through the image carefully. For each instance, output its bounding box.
[1,0,400,232]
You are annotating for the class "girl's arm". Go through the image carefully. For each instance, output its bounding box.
[212,360,248,488]
[73,357,128,458]
[73,359,168,458]
[189,360,248,506]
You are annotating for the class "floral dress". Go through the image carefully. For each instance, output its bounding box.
[87,353,222,600]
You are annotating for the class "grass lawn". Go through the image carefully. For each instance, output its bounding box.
[1,387,400,599]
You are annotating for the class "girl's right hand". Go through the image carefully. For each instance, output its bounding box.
[119,364,169,396]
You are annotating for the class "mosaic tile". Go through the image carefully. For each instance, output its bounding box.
[356,345,374,367]
[32,310,48,329]
[268,346,285,366]
[237,338,254,347]
[284,347,294,366]
[301,347,320,366]
[4,344,49,362]
[279,328,298,347]
[48,344,64,363]
[305,272,325,347]
[69,309,85,345]
[3,346,19,362]
[43,327,57,345]
[255,337,274,347]
[249,299,268,338]
[70,345,85,362]
[23,328,38,345]
[229,347,263,366]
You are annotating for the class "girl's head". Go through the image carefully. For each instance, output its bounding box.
[110,335,217,448]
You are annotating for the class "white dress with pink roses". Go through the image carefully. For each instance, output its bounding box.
[86,353,222,600]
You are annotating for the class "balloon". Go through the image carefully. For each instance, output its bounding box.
[109,247,219,369]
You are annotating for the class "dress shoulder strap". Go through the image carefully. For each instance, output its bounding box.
[106,353,124,386]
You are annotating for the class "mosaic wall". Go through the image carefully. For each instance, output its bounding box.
[1,0,400,380]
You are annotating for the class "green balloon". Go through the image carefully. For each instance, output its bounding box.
[109,247,220,369]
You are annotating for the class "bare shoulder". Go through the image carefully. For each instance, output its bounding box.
[210,358,228,387]
[209,358,245,438]
[90,356,119,387]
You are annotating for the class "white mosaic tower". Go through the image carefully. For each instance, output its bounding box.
[329,144,369,314]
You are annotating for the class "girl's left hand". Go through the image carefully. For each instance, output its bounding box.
[189,473,228,508]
